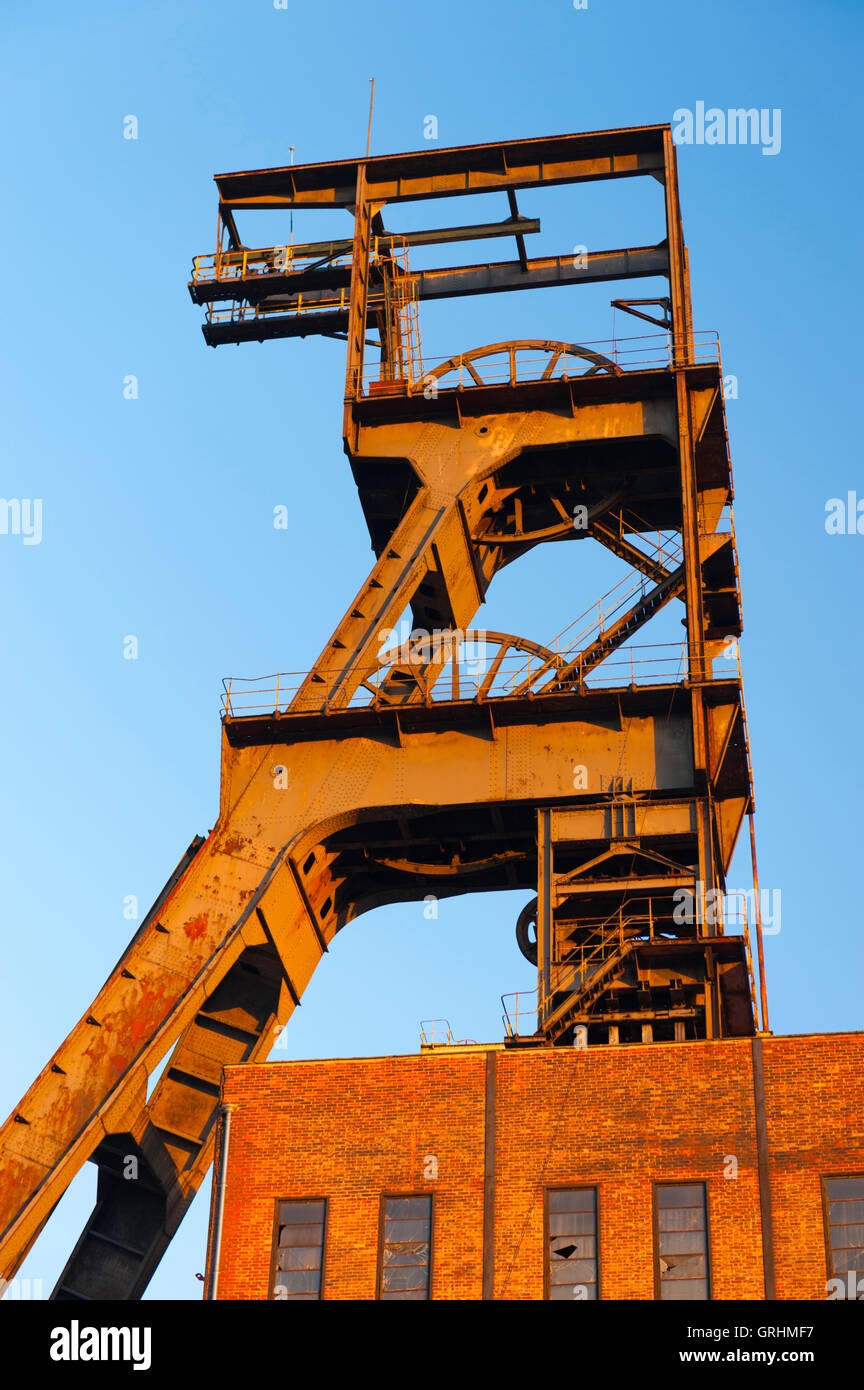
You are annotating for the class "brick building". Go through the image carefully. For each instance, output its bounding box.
[205,1031,864,1300]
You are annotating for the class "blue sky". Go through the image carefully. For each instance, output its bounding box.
[0,0,861,1300]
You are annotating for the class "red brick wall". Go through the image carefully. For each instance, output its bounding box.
[215,1052,487,1300]
[211,1032,864,1301]
[493,1039,762,1300]
[762,1035,864,1299]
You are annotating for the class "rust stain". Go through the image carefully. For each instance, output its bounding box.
[184,914,208,942]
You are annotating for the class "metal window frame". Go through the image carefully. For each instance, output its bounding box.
[375,1192,435,1301]
[652,1180,711,1302]
[268,1195,329,1302]
[542,1182,601,1302]
[821,1171,864,1285]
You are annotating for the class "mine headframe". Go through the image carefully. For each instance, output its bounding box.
[0,125,766,1307]
[191,125,763,1049]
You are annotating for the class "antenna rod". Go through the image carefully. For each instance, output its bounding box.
[366,78,375,159]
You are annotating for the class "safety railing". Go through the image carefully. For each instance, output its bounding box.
[204,288,352,325]
[192,234,419,291]
[202,281,407,329]
[545,531,683,660]
[420,1019,453,1048]
[501,991,538,1039]
[220,641,691,719]
[193,261,722,388]
[359,331,720,395]
[552,918,644,1001]
[191,246,353,288]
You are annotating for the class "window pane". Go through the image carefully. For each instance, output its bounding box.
[826,1178,864,1279]
[276,1268,321,1295]
[832,1224,864,1248]
[382,1264,428,1292]
[546,1189,598,1300]
[550,1283,598,1300]
[662,1278,708,1301]
[272,1201,326,1300]
[549,1189,595,1214]
[663,1239,711,1262]
[656,1184,708,1301]
[385,1197,430,1219]
[663,1253,706,1278]
[549,1211,596,1237]
[279,1200,325,1226]
[827,1178,864,1201]
[380,1197,432,1300]
[276,1245,323,1272]
[384,1218,430,1242]
[659,1205,704,1232]
[829,1200,864,1224]
[658,1184,703,1208]
[549,1258,597,1286]
[279,1228,326,1251]
[549,1234,596,1259]
[383,1241,430,1268]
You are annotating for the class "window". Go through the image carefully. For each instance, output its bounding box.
[272,1199,326,1300]
[545,1187,598,1300]
[378,1196,432,1300]
[825,1176,864,1282]
[655,1183,710,1300]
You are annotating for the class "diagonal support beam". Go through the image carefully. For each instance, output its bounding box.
[589,511,673,584]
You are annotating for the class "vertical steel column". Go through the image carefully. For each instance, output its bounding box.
[536,810,553,1029]
[662,131,694,367]
[344,162,374,416]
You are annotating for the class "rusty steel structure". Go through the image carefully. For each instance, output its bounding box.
[0,125,766,1300]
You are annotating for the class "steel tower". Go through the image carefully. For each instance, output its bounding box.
[0,126,765,1300]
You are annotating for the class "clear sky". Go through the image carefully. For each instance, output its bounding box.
[0,0,861,1301]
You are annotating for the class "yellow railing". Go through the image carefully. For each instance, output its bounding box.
[545,536,683,657]
[361,331,721,393]
[191,245,353,286]
[220,641,691,719]
[419,1019,453,1047]
[501,991,538,1038]
[205,288,351,325]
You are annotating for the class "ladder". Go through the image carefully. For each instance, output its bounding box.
[384,239,423,387]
